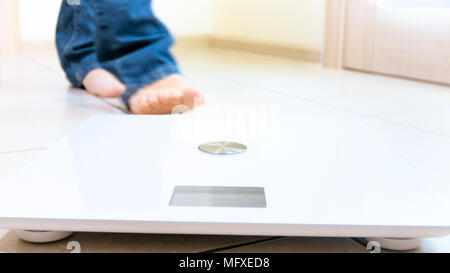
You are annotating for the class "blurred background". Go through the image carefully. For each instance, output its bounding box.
[2,0,326,55]
[1,0,449,85]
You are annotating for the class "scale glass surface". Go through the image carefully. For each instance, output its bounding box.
[1,112,450,242]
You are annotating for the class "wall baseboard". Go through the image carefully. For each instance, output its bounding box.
[20,35,322,64]
[208,35,322,63]
[173,34,211,48]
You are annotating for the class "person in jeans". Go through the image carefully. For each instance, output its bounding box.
[56,0,203,114]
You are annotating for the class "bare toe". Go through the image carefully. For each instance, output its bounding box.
[169,90,184,106]
[146,92,160,113]
[182,87,203,108]
[157,89,172,105]
[129,74,203,115]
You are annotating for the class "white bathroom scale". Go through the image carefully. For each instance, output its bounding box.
[1,112,450,249]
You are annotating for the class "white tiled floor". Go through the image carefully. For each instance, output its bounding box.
[380,107,450,137]
[0,43,449,252]
[175,46,450,116]
[0,53,122,152]
[0,95,122,152]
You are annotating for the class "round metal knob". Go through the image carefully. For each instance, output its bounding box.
[198,141,247,155]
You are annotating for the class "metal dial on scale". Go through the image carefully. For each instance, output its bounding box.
[198,141,247,155]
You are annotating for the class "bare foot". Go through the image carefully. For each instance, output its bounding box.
[129,74,203,114]
[82,68,126,98]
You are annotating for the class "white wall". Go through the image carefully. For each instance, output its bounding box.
[154,0,212,35]
[18,0,326,51]
[18,0,60,44]
[213,0,326,51]
[18,0,213,45]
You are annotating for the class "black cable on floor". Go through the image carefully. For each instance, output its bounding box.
[350,237,368,248]
[199,236,285,253]
[351,237,384,253]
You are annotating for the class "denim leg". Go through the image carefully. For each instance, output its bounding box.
[87,0,180,105]
[55,0,101,88]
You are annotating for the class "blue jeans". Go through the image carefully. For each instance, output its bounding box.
[55,0,180,105]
